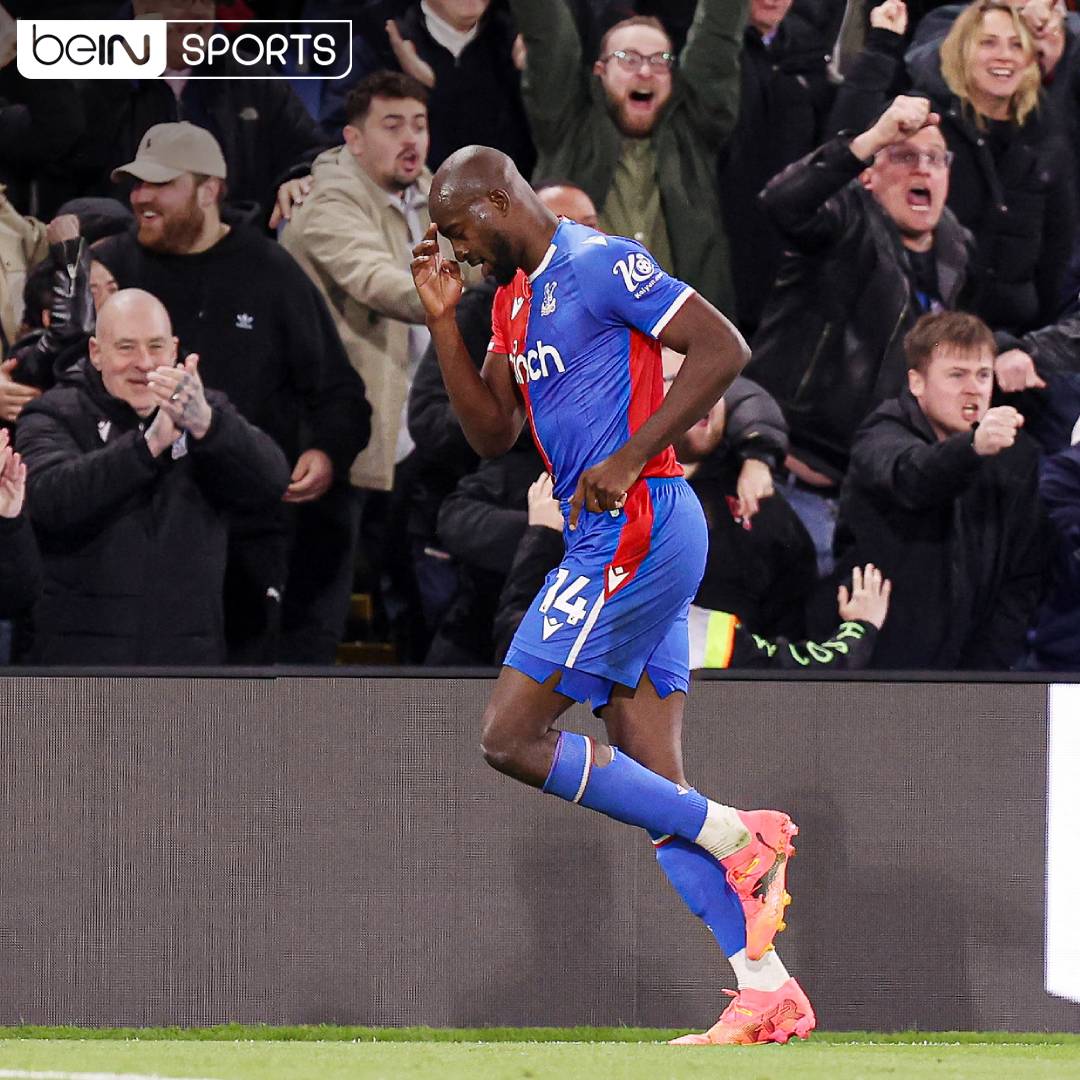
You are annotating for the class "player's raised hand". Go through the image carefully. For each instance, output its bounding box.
[973,405,1024,456]
[411,223,463,322]
[568,450,642,531]
[837,563,892,629]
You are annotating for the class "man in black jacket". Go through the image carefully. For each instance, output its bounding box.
[828,310,1047,670]
[95,122,372,663]
[16,289,291,665]
[748,94,975,572]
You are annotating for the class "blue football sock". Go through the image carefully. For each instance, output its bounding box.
[542,730,709,841]
[652,833,747,957]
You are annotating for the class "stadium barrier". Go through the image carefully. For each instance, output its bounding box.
[0,672,1076,1032]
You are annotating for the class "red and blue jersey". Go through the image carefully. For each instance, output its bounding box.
[489,220,693,502]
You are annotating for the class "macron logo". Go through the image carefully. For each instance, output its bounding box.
[542,616,562,641]
[606,565,629,594]
[511,296,525,319]
[235,312,254,331]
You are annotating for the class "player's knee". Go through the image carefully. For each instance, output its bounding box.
[478,709,521,776]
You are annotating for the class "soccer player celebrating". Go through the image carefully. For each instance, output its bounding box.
[411,146,814,1046]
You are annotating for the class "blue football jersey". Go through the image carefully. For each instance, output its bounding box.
[490,220,694,501]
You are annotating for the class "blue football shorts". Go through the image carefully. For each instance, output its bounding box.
[505,475,708,712]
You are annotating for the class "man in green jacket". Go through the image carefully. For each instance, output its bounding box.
[509,0,747,313]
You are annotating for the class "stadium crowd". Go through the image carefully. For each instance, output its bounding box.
[0,0,1077,670]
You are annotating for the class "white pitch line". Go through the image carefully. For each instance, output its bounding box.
[0,1070,223,1080]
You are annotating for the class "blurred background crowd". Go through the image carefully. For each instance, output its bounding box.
[1,0,1079,672]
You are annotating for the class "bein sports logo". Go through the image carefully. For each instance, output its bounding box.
[612,252,661,298]
[17,19,351,81]
[510,339,566,385]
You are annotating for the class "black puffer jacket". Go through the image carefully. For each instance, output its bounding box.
[748,134,974,482]
[16,360,291,665]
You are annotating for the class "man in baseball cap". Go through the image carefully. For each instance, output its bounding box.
[111,122,228,255]
[111,121,228,186]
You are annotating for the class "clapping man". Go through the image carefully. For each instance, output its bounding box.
[16,289,291,665]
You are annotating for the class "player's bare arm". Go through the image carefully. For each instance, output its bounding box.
[411,224,525,457]
[568,293,750,528]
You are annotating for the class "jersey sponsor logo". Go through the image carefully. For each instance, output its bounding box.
[613,253,657,290]
[511,296,525,319]
[540,280,558,316]
[510,338,566,384]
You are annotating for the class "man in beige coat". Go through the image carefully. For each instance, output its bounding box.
[282,71,438,494]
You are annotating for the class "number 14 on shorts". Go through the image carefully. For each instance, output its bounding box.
[539,568,592,639]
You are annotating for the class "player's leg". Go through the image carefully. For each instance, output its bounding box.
[602,673,814,1046]
[484,664,778,878]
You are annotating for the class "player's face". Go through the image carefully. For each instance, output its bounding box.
[594,25,674,138]
[862,126,950,250]
[344,96,429,194]
[438,210,518,286]
[908,345,993,439]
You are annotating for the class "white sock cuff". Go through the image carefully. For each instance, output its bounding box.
[694,800,751,861]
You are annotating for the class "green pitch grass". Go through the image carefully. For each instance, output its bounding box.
[0,1027,1077,1079]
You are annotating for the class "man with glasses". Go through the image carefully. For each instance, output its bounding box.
[508,0,747,315]
[745,94,976,575]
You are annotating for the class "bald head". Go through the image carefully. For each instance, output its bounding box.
[430,145,524,218]
[536,183,599,229]
[90,288,178,416]
[429,145,558,286]
[96,288,173,342]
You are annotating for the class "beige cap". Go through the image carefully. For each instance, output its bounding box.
[111,122,228,184]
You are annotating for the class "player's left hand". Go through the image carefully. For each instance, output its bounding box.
[568,450,642,531]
